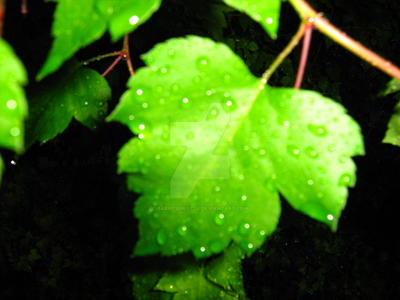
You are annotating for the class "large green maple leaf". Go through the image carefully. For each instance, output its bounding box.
[108,36,364,258]
[38,0,161,79]
[0,40,28,184]
[26,62,111,147]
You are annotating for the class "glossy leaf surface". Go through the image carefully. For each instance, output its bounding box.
[27,64,111,146]
[38,0,161,79]
[0,40,28,184]
[109,36,364,259]
[222,0,281,38]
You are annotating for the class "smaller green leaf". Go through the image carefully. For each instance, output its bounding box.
[380,78,400,96]
[26,63,111,147]
[383,101,400,147]
[131,271,172,300]
[155,245,247,299]
[96,0,162,41]
[37,0,107,80]
[222,0,281,39]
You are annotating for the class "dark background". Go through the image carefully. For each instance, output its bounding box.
[1,0,399,299]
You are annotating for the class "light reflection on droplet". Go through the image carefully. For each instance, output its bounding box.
[327,214,334,221]
[6,99,17,110]
[266,17,273,24]
[129,15,140,25]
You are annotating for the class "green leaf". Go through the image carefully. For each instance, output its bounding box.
[96,0,162,42]
[383,101,400,146]
[155,245,247,299]
[131,271,172,300]
[222,0,281,39]
[38,0,161,79]
[109,36,363,258]
[0,40,28,156]
[380,78,400,96]
[27,63,111,147]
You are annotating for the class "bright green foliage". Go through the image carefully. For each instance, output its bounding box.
[0,40,28,183]
[154,244,247,299]
[109,36,364,259]
[381,78,400,146]
[222,0,281,39]
[27,63,111,147]
[38,0,161,79]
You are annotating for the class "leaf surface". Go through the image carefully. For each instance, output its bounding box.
[0,40,28,184]
[27,63,111,146]
[383,101,400,146]
[109,36,364,258]
[155,245,247,299]
[222,0,281,39]
[38,0,161,79]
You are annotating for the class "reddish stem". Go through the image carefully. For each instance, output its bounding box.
[21,0,28,15]
[102,54,123,77]
[294,18,314,89]
[123,34,135,76]
[0,0,6,38]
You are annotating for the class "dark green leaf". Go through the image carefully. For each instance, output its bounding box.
[383,101,400,146]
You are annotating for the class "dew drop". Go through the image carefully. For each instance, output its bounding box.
[129,15,140,25]
[239,222,251,235]
[6,99,17,110]
[266,17,273,24]
[327,214,335,221]
[178,225,188,236]
[141,102,148,109]
[307,124,328,137]
[128,114,135,121]
[156,230,167,245]
[258,148,266,156]
[159,66,169,75]
[287,144,300,157]
[136,88,143,96]
[307,179,314,185]
[200,246,206,252]
[84,101,89,106]
[196,56,210,71]
[214,213,225,225]
[305,146,319,158]
[223,73,231,82]
[214,186,221,192]
[207,107,220,120]
[338,173,354,186]
[241,194,247,201]
[180,97,191,108]
[10,160,16,166]
[10,127,20,137]
[221,97,237,112]
[247,243,254,249]
[167,49,176,57]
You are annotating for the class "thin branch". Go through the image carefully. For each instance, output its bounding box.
[123,34,135,76]
[21,0,27,15]
[82,51,123,66]
[102,55,123,77]
[289,0,400,80]
[261,22,307,85]
[294,19,314,89]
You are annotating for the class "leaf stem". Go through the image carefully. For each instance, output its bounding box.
[288,0,400,80]
[102,54,123,77]
[261,22,307,85]
[0,0,6,38]
[294,18,314,89]
[21,0,27,15]
[123,34,135,76]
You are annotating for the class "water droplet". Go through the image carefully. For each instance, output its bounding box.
[128,115,135,121]
[327,214,334,221]
[178,225,188,236]
[196,56,210,71]
[239,222,251,235]
[307,124,328,137]
[168,284,174,290]
[241,194,247,201]
[223,74,231,82]
[84,101,89,106]
[338,173,354,186]
[338,155,348,164]
[156,230,167,245]
[129,15,140,25]
[180,97,191,108]
[167,49,176,57]
[258,148,266,156]
[305,146,319,158]
[287,145,300,157]
[207,107,220,120]
[171,83,181,92]
[6,99,17,110]
[200,246,206,252]
[247,243,254,249]
[10,160,16,166]
[214,213,225,225]
[221,97,237,112]
[258,230,266,239]
[141,102,148,109]
[159,66,169,75]
[10,127,20,137]
[307,179,314,185]
[136,89,143,96]
[214,186,221,192]
[266,17,273,24]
